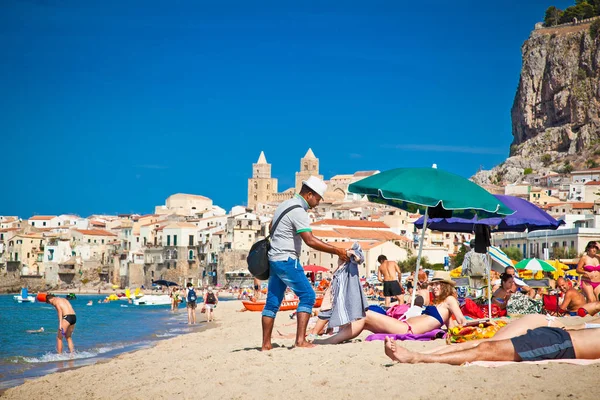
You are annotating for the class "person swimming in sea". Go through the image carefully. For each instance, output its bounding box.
[26,327,44,334]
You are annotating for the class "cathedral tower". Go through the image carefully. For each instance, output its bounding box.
[295,148,323,193]
[248,151,278,210]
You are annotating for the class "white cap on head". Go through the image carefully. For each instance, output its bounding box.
[302,176,327,198]
[208,286,213,292]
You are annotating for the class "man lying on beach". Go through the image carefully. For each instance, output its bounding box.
[314,274,466,345]
[42,294,77,354]
[384,321,600,365]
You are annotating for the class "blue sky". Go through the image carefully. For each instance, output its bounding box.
[1,1,574,217]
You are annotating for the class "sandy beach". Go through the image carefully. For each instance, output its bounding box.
[3,300,598,400]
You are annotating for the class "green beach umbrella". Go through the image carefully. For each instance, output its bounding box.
[348,167,514,215]
[348,165,514,307]
[514,258,556,273]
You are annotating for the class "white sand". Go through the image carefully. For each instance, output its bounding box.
[3,301,598,399]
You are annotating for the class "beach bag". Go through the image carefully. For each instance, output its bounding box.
[247,204,302,280]
[187,289,197,303]
[463,252,486,277]
[507,292,542,315]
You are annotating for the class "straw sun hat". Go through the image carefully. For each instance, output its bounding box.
[428,271,456,287]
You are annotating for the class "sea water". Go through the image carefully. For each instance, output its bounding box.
[0,294,219,390]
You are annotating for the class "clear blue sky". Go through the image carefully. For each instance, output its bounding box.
[1,1,574,218]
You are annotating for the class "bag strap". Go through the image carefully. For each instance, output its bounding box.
[270,204,303,236]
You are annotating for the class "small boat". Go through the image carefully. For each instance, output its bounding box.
[242,296,323,312]
[133,294,172,306]
[13,288,36,303]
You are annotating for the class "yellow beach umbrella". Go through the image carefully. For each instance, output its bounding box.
[111,284,119,289]
[547,260,569,279]
[125,288,131,298]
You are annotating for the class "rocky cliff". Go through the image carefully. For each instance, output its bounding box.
[473,21,600,185]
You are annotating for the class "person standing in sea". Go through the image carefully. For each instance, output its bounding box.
[40,294,77,354]
[261,176,349,350]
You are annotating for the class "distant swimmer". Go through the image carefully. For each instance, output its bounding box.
[26,327,44,334]
[38,293,77,354]
[87,301,93,306]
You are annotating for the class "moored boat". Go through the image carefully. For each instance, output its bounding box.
[13,288,35,303]
[133,294,172,306]
[242,296,323,312]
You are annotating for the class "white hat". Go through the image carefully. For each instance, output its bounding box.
[208,286,213,292]
[302,176,327,198]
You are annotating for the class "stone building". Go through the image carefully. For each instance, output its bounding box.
[295,148,323,193]
[247,151,278,211]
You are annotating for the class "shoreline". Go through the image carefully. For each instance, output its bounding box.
[0,296,217,392]
[3,301,599,399]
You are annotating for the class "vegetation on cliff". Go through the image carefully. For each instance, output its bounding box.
[544,1,600,27]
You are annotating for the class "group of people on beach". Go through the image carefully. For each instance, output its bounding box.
[169,284,219,324]
[258,175,600,365]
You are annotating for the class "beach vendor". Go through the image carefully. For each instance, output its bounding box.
[261,176,349,351]
[38,293,77,354]
[315,272,466,344]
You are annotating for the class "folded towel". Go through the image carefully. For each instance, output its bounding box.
[365,329,446,342]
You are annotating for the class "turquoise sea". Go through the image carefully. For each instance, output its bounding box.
[0,293,220,390]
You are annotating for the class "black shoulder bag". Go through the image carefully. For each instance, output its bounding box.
[247,204,302,280]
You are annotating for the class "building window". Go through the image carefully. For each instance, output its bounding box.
[43,222,46,226]
[31,222,35,226]
[151,270,154,277]
[188,250,194,260]
[27,252,30,259]
[571,241,575,248]
[102,239,104,244]
[88,239,91,243]
[167,235,171,246]
[189,235,194,246]
[137,237,139,243]
[173,235,177,246]
[15,252,19,261]
[172,250,177,260]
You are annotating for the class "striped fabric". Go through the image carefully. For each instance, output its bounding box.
[319,242,369,328]
[489,245,513,269]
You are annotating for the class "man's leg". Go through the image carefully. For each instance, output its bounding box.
[192,307,196,324]
[384,337,519,365]
[277,259,315,348]
[65,325,75,354]
[187,307,192,324]
[261,262,287,351]
[384,296,391,307]
[56,331,63,354]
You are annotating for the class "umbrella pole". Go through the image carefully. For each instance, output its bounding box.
[487,252,492,321]
[412,208,428,307]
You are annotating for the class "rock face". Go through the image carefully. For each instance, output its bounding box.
[473,22,600,185]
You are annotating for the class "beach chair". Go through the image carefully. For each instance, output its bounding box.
[542,294,564,316]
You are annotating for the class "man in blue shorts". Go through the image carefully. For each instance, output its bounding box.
[261,176,349,351]
[383,326,600,364]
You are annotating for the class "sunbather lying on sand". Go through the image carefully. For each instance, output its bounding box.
[315,275,466,345]
[427,314,600,355]
[384,323,600,365]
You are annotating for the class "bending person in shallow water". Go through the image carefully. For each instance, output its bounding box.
[314,275,466,345]
[45,294,77,354]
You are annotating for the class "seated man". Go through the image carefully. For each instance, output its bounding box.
[384,324,600,365]
[557,277,587,315]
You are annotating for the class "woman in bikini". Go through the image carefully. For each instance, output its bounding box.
[491,273,514,310]
[315,276,466,344]
[576,241,600,302]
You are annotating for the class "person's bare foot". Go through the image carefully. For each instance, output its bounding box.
[384,337,415,363]
[261,343,273,351]
[294,340,316,349]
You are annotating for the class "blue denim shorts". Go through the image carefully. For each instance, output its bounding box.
[262,257,315,318]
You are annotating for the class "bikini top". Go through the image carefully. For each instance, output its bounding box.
[584,265,600,272]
